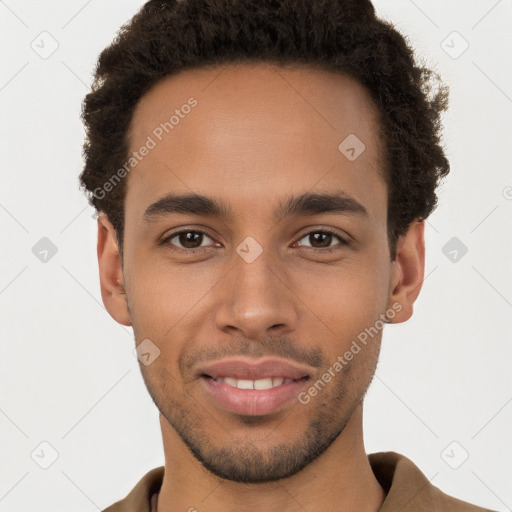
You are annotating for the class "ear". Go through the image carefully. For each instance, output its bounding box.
[386,219,425,323]
[97,213,132,326]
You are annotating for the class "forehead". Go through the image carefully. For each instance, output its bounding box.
[129,62,382,148]
[125,62,386,223]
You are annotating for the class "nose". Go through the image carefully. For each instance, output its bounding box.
[214,245,298,339]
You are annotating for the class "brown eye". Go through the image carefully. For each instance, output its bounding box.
[163,230,214,251]
[296,230,348,250]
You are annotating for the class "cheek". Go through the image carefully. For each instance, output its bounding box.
[294,257,388,331]
[125,251,220,332]
[291,264,389,380]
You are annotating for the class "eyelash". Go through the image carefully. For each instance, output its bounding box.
[160,228,349,255]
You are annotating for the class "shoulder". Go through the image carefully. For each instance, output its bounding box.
[102,466,165,512]
[368,451,496,512]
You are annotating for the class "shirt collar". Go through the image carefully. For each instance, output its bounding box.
[106,451,490,511]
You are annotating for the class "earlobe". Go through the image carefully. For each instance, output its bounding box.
[97,213,132,326]
[386,220,425,324]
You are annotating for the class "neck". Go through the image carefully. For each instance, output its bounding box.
[156,403,385,512]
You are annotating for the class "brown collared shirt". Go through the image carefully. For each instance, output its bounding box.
[102,451,496,511]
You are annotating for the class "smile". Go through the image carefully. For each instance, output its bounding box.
[200,374,310,416]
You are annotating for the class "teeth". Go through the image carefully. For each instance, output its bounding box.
[215,376,296,389]
[255,378,273,390]
[236,379,254,390]
[224,377,238,387]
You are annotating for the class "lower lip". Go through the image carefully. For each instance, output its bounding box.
[200,375,309,416]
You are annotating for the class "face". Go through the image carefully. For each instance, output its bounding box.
[98,62,424,483]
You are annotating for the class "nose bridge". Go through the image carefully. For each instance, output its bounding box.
[235,236,277,292]
[215,234,297,336]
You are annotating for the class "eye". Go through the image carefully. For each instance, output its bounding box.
[160,228,349,255]
[161,229,217,253]
[295,229,349,252]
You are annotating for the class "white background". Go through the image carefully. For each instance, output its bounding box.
[0,0,511,510]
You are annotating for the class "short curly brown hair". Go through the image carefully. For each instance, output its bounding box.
[79,0,449,260]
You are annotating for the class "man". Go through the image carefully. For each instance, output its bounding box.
[79,0,495,510]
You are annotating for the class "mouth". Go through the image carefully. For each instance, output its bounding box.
[199,374,310,416]
[197,357,313,416]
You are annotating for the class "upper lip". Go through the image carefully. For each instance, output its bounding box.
[198,357,312,381]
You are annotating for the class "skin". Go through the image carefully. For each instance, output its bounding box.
[97,62,425,512]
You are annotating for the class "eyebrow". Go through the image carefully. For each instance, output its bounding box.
[142,190,368,223]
